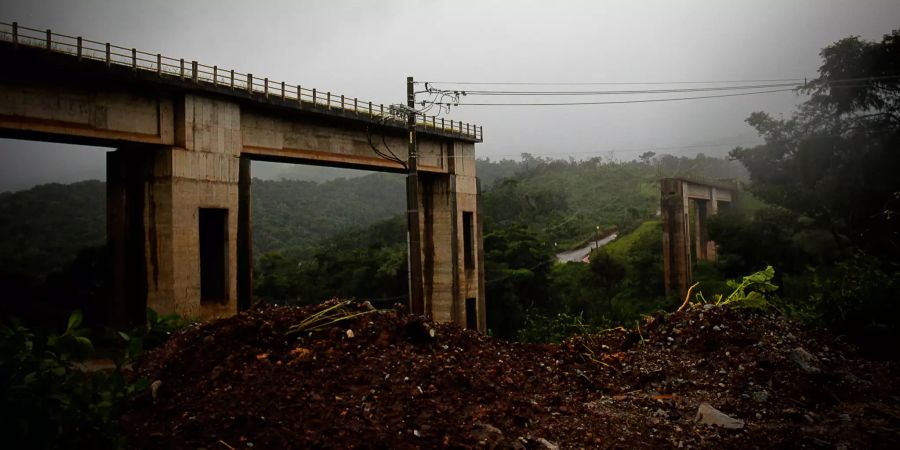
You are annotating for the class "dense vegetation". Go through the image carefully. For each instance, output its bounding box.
[710,30,900,355]
[0,181,106,278]
[252,154,746,340]
[1,30,897,354]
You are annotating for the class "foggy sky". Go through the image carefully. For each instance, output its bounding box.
[2,0,898,191]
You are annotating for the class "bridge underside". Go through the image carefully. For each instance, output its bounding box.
[0,43,486,331]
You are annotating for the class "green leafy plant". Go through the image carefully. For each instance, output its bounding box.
[687,266,779,311]
[717,265,779,309]
[0,310,150,449]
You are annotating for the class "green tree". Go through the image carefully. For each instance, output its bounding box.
[730,30,900,260]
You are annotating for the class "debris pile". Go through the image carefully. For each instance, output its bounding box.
[122,301,900,449]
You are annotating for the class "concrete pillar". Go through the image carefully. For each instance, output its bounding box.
[694,200,709,261]
[417,140,485,332]
[107,148,149,328]
[237,156,252,311]
[107,94,241,321]
[661,178,692,298]
[706,188,719,262]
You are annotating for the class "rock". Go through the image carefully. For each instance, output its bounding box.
[530,437,559,450]
[210,365,224,381]
[469,423,505,447]
[151,380,162,401]
[403,316,436,343]
[696,403,745,429]
[751,390,769,403]
[790,347,821,374]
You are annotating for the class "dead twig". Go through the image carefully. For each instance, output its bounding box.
[676,282,701,314]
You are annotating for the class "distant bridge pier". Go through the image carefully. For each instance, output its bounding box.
[661,178,736,299]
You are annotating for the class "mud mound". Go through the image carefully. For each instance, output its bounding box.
[122,302,900,449]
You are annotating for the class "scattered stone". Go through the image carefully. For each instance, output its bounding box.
[696,403,745,429]
[210,365,224,381]
[150,380,162,401]
[531,437,559,450]
[790,347,821,374]
[751,390,769,403]
[470,423,505,446]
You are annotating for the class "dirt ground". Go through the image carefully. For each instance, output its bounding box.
[121,301,900,449]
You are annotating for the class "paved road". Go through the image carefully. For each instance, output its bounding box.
[555,232,618,263]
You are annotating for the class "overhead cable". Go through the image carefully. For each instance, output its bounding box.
[432,88,797,106]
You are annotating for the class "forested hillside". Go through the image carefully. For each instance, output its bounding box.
[251,173,405,258]
[0,153,747,338]
[0,181,106,278]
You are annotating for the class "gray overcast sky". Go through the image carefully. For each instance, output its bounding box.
[1,0,898,191]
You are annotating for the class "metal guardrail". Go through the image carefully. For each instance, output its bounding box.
[0,21,483,141]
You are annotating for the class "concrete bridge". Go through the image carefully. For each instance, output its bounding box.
[0,22,486,331]
[660,177,736,298]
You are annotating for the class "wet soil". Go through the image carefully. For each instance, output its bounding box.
[121,301,900,449]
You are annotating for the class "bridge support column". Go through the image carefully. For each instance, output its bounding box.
[661,178,692,299]
[107,148,149,328]
[107,94,242,322]
[237,156,252,311]
[418,142,484,331]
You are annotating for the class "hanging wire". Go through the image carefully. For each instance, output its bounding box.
[430,88,797,106]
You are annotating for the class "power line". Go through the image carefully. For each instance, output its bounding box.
[419,77,807,86]
[433,87,797,106]
[452,82,800,96]
[420,74,900,87]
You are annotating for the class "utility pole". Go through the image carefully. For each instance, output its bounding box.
[406,76,425,315]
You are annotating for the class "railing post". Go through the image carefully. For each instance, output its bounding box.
[230,69,235,89]
[281,81,285,100]
[213,66,217,87]
[156,54,161,76]
[327,92,331,110]
[450,120,454,132]
[191,61,198,83]
[340,94,345,111]
[45,29,51,51]
[466,123,470,135]
[264,78,268,98]
[312,88,317,105]
[77,37,82,61]
[368,101,372,117]
[106,43,111,67]
[441,118,445,130]
[132,48,137,71]
[297,84,302,104]
[354,97,358,115]
[179,58,184,80]
[12,22,17,49]
[247,73,253,94]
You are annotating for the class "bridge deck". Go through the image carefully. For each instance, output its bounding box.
[0,21,482,143]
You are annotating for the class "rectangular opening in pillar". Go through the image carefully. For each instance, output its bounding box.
[466,297,477,330]
[199,208,229,304]
[463,211,474,271]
